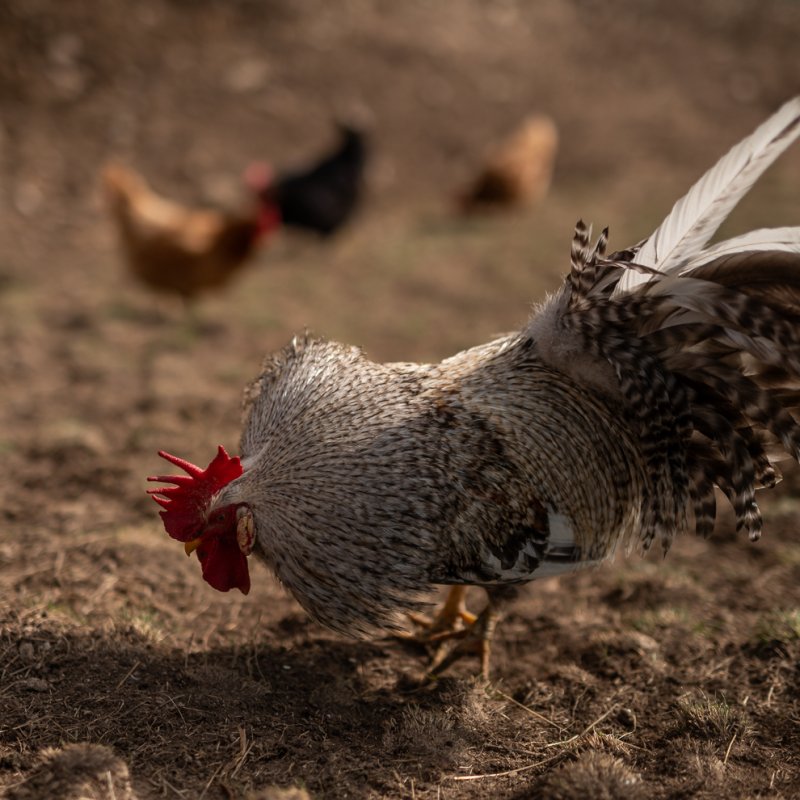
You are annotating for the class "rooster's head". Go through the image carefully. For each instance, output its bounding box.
[147,446,254,594]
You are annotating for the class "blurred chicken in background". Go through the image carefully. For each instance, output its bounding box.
[458,114,558,213]
[246,123,367,237]
[103,164,280,303]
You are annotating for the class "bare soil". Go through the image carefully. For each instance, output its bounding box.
[1,1,800,798]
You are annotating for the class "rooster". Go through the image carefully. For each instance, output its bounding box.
[246,124,367,237]
[103,164,280,302]
[150,98,800,678]
[458,114,559,213]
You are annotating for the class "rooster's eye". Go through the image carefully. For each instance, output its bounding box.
[215,512,225,523]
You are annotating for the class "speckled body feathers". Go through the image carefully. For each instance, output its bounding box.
[218,334,644,635]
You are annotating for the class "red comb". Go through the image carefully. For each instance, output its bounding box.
[147,446,243,542]
[243,160,274,192]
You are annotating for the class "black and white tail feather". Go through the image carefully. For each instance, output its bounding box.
[551,97,800,554]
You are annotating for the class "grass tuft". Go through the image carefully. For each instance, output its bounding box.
[535,750,646,800]
[754,609,800,646]
[674,692,750,741]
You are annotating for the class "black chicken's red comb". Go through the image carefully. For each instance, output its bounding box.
[147,446,243,542]
[243,160,274,192]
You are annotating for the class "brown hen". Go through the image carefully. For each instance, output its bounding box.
[103,164,279,302]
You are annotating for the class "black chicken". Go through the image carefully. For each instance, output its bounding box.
[248,124,367,237]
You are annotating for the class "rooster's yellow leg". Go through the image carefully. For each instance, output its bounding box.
[427,598,500,680]
[406,586,477,639]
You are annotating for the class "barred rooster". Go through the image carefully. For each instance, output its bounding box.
[150,98,800,678]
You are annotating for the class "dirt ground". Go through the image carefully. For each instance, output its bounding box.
[1,1,800,797]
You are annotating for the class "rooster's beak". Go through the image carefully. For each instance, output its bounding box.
[184,537,202,556]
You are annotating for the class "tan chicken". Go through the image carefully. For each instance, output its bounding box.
[150,98,800,678]
[103,164,280,302]
[458,114,559,212]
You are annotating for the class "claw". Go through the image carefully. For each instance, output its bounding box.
[427,606,499,680]
[399,586,502,680]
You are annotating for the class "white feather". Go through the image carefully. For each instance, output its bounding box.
[547,512,575,548]
[616,96,800,294]
[467,511,591,583]
[680,227,800,273]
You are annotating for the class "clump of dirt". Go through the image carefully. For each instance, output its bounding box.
[532,751,645,800]
[6,744,136,800]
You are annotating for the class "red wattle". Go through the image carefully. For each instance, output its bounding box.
[195,533,251,595]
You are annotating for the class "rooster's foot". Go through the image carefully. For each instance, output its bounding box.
[427,602,499,680]
[403,586,476,642]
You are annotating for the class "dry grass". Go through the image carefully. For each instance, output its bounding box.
[533,750,645,800]
[3,744,135,800]
[674,693,751,742]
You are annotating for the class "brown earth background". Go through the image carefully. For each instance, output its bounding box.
[1,1,800,798]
